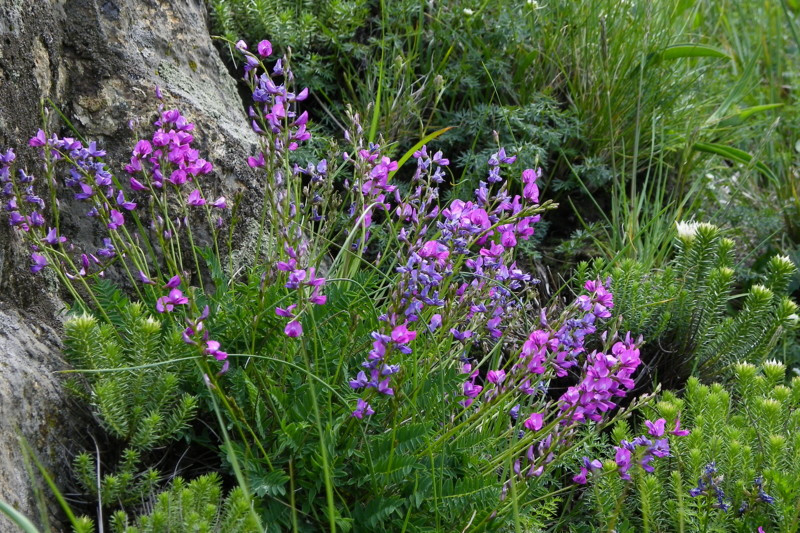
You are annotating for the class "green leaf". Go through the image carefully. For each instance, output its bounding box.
[692,141,779,185]
[658,43,730,61]
[389,126,455,180]
[717,103,784,127]
[0,499,41,533]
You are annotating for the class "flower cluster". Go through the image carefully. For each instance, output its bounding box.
[238,39,310,153]
[1,148,54,273]
[125,107,227,219]
[2,89,230,375]
[275,243,327,337]
[342,118,398,245]
[236,40,329,338]
[739,476,776,514]
[690,462,730,511]
[180,301,230,373]
[557,332,640,424]
[1,148,45,232]
[574,417,689,485]
[346,144,545,418]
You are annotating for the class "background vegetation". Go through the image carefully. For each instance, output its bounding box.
[3,0,800,531]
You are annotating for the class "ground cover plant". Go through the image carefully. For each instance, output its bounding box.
[2,1,800,532]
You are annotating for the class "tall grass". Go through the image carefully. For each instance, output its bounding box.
[209,0,800,270]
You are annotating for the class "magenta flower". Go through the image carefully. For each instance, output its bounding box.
[257,40,272,57]
[129,177,147,191]
[487,369,506,385]
[521,168,539,203]
[156,289,189,313]
[205,339,228,360]
[275,304,297,317]
[645,418,666,437]
[309,289,327,305]
[391,323,417,344]
[285,320,303,337]
[164,275,181,289]
[524,412,543,431]
[670,417,690,436]
[187,190,206,206]
[133,139,152,158]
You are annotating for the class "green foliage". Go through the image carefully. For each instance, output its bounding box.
[596,222,799,382]
[204,270,568,531]
[578,361,800,532]
[107,473,261,532]
[64,290,199,450]
[72,449,160,509]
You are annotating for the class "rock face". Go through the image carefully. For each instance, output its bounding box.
[0,0,259,527]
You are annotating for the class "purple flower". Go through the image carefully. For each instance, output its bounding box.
[42,227,66,245]
[524,413,543,431]
[116,190,137,211]
[376,378,394,396]
[284,320,303,337]
[349,371,369,389]
[138,271,156,285]
[257,40,272,57]
[209,196,227,209]
[30,253,47,273]
[645,418,666,437]
[108,209,124,230]
[164,275,182,289]
[29,130,47,147]
[156,288,189,313]
[187,189,206,206]
[615,447,632,480]
[352,398,375,419]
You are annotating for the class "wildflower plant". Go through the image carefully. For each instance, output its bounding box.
[575,361,800,532]
[585,221,800,386]
[6,31,796,533]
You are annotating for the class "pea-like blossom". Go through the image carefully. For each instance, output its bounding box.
[257,40,272,57]
[156,288,189,313]
[284,320,303,337]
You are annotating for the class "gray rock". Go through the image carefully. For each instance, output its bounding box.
[0,0,261,527]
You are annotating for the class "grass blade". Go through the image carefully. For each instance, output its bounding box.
[0,500,41,533]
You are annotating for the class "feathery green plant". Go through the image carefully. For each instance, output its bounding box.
[576,361,800,532]
[584,222,799,385]
[63,290,199,450]
[108,473,261,533]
